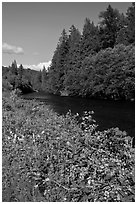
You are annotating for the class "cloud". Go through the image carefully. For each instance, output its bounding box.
[23,61,51,71]
[2,42,24,55]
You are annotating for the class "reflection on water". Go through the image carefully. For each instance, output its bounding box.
[22,92,135,137]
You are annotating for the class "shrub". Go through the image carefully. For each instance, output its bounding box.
[2,94,135,201]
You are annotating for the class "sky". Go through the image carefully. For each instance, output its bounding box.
[2,1,132,71]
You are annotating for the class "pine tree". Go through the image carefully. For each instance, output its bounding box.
[63,25,81,94]
[80,18,100,60]
[126,2,135,44]
[116,13,129,45]
[48,29,69,94]
[99,5,121,49]
[115,3,135,46]
[11,60,18,75]
[18,64,24,79]
[41,66,48,91]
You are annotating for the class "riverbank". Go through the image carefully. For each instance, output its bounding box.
[22,91,135,138]
[2,91,135,201]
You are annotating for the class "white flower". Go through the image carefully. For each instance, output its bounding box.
[13,134,17,143]
[87,179,91,185]
[66,141,72,146]
[45,178,50,182]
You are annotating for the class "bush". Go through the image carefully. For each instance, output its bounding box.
[2,94,135,201]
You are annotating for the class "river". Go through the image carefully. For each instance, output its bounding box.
[22,92,135,137]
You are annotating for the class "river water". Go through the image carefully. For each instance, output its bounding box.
[22,92,135,137]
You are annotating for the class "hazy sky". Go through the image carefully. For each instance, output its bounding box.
[2,2,132,70]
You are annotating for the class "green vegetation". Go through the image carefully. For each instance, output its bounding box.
[46,3,135,100]
[2,3,135,202]
[2,3,135,100]
[2,91,135,201]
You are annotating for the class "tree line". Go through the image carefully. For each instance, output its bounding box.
[2,60,48,93]
[46,3,135,100]
[2,3,135,100]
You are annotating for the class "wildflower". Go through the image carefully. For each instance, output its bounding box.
[87,178,91,185]
[44,190,47,196]
[45,178,50,182]
[34,184,39,188]
[104,191,109,197]
[13,134,17,143]
[66,141,72,146]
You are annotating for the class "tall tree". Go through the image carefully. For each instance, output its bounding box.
[18,64,24,79]
[10,60,18,75]
[116,13,129,45]
[126,2,135,44]
[63,25,81,94]
[80,18,100,60]
[99,5,121,49]
[48,29,69,94]
[116,3,135,46]
[41,66,48,91]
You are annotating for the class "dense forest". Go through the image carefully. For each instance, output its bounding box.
[2,3,135,100]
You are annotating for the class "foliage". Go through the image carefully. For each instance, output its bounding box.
[99,5,121,49]
[63,25,81,95]
[44,4,135,100]
[48,29,69,94]
[81,18,100,58]
[116,3,135,46]
[49,43,135,100]
[2,63,39,93]
[126,2,135,44]
[2,93,135,201]
[2,4,135,100]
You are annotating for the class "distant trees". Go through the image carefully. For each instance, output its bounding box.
[10,60,18,75]
[18,64,24,79]
[41,66,48,91]
[2,61,37,93]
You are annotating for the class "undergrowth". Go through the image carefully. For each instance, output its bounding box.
[2,91,135,201]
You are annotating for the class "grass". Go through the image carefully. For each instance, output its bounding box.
[2,90,135,202]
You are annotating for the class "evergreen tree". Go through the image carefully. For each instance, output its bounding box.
[41,66,48,91]
[80,18,100,60]
[18,64,24,79]
[116,3,135,46]
[99,5,121,49]
[31,70,42,91]
[48,29,69,94]
[116,13,129,45]
[10,60,18,75]
[63,25,81,94]
[45,5,135,100]
[126,2,135,44]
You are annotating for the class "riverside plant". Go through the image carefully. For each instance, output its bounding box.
[2,91,135,202]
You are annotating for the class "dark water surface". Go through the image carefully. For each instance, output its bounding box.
[22,92,135,137]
